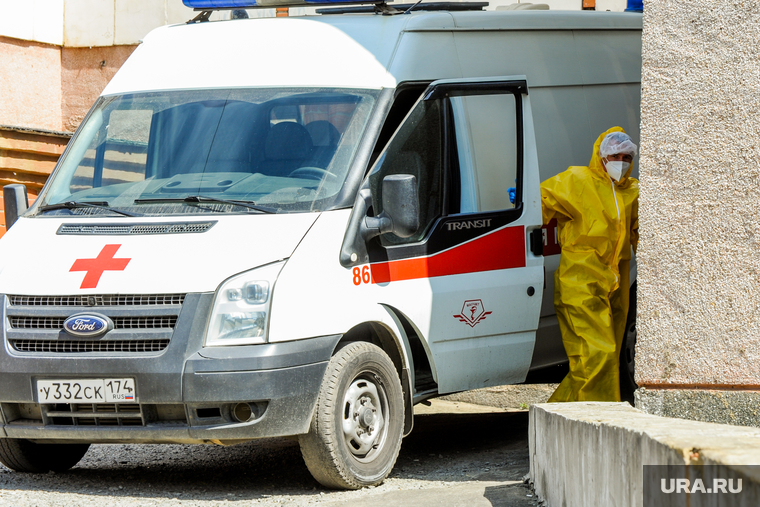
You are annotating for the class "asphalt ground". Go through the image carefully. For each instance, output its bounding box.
[0,399,543,507]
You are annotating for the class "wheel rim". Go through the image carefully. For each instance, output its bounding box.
[341,373,389,462]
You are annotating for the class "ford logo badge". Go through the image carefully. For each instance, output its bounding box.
[63,314,111,337]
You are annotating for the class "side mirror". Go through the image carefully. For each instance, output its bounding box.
[3,184,29,231]
[339,174,420,268]
[363,174,419,240]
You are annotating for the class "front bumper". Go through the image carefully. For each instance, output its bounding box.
[0,293,340,443]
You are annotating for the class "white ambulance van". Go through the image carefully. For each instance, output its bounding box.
[0,1,641,489]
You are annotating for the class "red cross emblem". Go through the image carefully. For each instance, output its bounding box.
[70,244,131,289]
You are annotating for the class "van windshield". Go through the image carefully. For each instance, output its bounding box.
[36,88,378,216]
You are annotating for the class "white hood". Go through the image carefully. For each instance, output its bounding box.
[0,214,319,295]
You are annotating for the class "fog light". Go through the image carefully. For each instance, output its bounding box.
[232,403,253,422]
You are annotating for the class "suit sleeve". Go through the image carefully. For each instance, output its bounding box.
[540,171,575,226]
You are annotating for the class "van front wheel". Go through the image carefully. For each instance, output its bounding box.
[0,439,90,473]
[299,342,404,490]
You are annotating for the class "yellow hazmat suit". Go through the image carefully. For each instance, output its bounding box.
[541,127,639,402]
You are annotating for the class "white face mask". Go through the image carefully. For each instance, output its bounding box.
[604,160,630,182]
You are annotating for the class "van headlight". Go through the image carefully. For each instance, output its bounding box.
[204,262,285,347]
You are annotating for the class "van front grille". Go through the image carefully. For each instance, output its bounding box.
[42,403,145,426]
[5,293,185,355]
[10,339,170,353]
[9,316,177,330]
[9,317,65,329]
[113,316,177,329]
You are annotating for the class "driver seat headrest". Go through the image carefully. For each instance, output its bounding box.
[264,122,313,161]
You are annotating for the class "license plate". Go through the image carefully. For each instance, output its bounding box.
[36,378,137,404]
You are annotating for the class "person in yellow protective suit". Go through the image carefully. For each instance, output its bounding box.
[541,127,639,402]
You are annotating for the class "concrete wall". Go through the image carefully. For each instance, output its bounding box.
[63,0,202,47]
[61,45,137,131]
[636,0,760,419]
[0,36,63,132]
[0,0,64,46]
[0,0,202,47]
[0,36,136,133]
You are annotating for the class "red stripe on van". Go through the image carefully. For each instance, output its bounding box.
[370,225,526,284]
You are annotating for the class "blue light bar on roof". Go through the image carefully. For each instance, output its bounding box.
[183,0,382,7]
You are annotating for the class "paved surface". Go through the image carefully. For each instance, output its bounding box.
[0,400,541,506]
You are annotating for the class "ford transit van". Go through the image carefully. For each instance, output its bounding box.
[0,2,641,489]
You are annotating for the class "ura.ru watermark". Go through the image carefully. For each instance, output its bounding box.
[661,478,742,494]
[644,464,751,505]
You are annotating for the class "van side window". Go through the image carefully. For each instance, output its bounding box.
[450,94,519,212]
[368,85,427,170]
[368,99,443,246]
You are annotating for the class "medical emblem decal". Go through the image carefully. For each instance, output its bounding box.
[70,244,131,289]
[453,299,492,327]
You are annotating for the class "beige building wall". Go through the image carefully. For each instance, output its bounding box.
[0,36,63,132]
[61,45,137,131]
[0,37,136,133]
[635,1,760,426]
[0,0,200,48]
[0,0,200,133]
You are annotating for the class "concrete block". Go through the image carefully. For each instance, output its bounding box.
[32,0,64,46]
[530,403,760,507]
[636,387,760,428]
[0,0,63,46]
[0,2,35,43]
[64,0,114,47]
[114,0,165,45]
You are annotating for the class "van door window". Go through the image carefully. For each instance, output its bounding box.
[368,85,428,169]
[368,99,443,246]
[450,94,519,212]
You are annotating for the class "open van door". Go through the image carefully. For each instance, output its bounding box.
[346,77,545,394]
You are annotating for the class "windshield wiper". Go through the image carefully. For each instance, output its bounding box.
[134,196,278,214]
[38,201,142,217]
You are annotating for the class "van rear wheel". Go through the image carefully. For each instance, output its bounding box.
[0,439,90,473]
[299,342,404,490]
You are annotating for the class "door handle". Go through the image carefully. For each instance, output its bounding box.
[529,229,543,256]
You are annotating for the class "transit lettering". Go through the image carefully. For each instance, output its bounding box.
[446,219,492,231]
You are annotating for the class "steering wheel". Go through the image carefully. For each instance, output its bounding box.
[288,167,337,182]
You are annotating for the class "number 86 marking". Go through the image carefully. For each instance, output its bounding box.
[352,266,371,286]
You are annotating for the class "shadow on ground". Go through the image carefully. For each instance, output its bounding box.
[0,410,530,503]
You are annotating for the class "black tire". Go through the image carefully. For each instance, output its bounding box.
[0,439,90,473]
[619,284,638,404]
[299,342,404,490]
